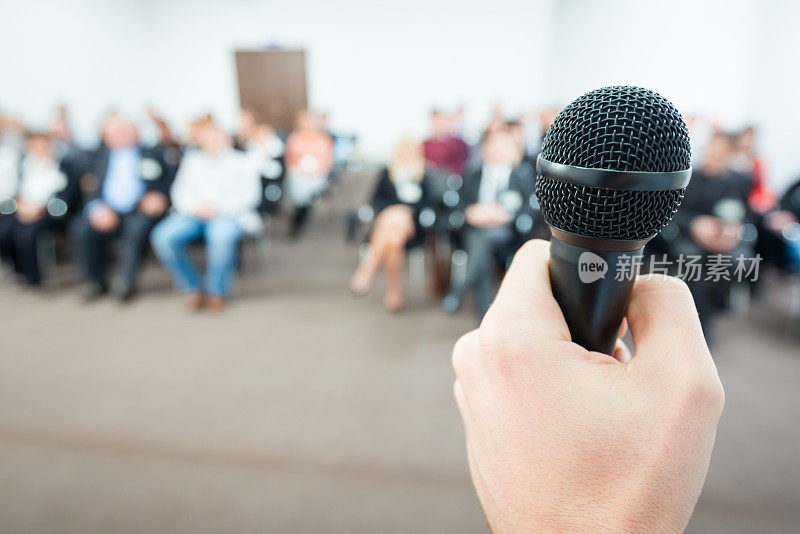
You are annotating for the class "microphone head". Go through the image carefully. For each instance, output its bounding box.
[536,86,691,241]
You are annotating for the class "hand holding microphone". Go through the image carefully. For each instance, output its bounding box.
[454,87,724,531]
[453,240,724,533]
[536,86,692,355]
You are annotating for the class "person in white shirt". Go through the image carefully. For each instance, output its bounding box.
[0,132,68,285]
[150,119,262,311]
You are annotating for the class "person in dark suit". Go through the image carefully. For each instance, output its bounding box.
[442,128,537,319]
[0,131,74,285]
[671,132,753,342]
[349,138,437,312]
[69,113,174,301]
[234,110,285,215]
[506,117,549,240]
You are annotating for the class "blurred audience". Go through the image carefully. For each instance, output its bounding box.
[3,99,799,339]
[0,132,70,285]
[69,113,173,302]
[150,118,263,311]
[349,138,436,312]
[441,127,536,319]
[284,110,334,239]
[423,109,470,176]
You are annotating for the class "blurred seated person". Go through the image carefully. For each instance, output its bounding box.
[182,114,214,149]
[150,119,262,312]
[140,107,182,189]
[141,106,177,148]
[506,118,548,240]
[235,110,285,213]
[47,105,90,196]
[0,132,69,285]
[48,105,78,160]
[0,128,21,272]
[234,109,284,154]
[442,128,536,319]
[69,113,172,301]
[0,121,20,202]
[506,118,536,167]
[423,109,470,176]
[284,110,333,238]
[349,138,435,312]
[672,132,752,342]
[732,125,774,213]
[0,114,26,153]
[760,175,800,272]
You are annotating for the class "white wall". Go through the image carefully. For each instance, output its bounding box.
[547,0,758,121]
[547,0,798,191]
[747,0,800,191]
[0,0,146,142]
[141,0,555,157]
[0,0,797,189]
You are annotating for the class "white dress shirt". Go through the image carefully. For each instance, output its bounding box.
[18,156,68,207]
[477,163,513,204]
[170,148,263,234]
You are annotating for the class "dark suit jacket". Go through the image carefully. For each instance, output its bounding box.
[75,144,177,212]
[673,168,753,236]
[780,176,800,217]
[453,159,539,241]
[369,167,437,218]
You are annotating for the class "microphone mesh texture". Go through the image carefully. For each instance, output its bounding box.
[536,86,691,240]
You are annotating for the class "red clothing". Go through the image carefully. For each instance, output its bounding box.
[423,136,469,175]
[748,156,776,212]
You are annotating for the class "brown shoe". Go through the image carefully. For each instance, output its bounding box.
[186,292,204,311]
[205,296,226,312]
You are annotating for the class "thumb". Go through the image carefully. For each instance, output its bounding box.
[625,275,710,374]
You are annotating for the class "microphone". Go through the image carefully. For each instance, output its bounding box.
[535,86,692,355]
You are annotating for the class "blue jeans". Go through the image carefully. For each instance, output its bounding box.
[151,215,243,297]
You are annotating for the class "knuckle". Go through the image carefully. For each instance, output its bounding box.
[679,367,726,416]
[451,330,477,376]
[477,309,533,374]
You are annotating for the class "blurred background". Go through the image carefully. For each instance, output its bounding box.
[0,0,799,532]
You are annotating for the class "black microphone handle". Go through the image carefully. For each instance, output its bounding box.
[548,236,644,355]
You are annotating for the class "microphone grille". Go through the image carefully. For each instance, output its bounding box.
[540,86,690,172]
[537,86,691,240]
[536,178,685,240]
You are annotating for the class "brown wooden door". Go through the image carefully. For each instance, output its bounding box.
[234,49,308,132]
